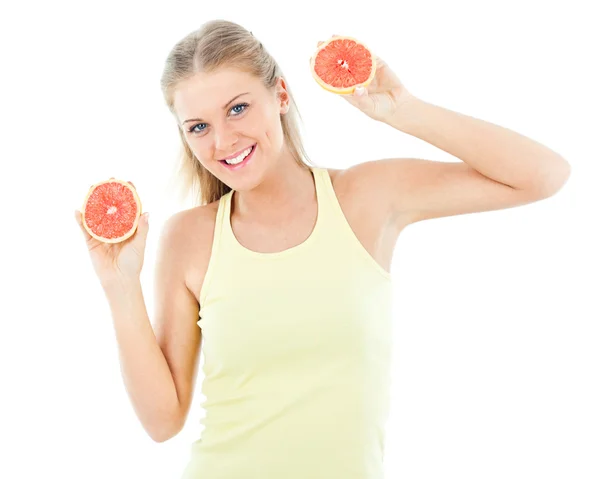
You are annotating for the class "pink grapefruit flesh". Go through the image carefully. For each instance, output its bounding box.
[81,179,142,243]
[310,36,377,94]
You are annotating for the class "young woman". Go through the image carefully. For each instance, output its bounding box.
[74,19,570,479]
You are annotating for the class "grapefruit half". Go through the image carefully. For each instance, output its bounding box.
[81,178,142,243]
[310,36,377,94]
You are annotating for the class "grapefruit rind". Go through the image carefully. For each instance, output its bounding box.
[81,179,142,244]
[310,36,377,95]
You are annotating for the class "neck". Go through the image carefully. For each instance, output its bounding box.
[232,150,315,224]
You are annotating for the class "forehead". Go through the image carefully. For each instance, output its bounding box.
[173,68,264,119]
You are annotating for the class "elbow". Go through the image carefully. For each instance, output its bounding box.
[150,430,172,443]
[149,424,181,443]
[526,157,572,198]
[147,414,184,443]
[151,434,173,444]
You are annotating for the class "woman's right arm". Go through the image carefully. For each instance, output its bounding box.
[101,212,203,443]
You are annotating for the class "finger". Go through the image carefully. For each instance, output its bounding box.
[74,210,93,241]
[316,34,341,48]
[131,212,150,245]
[106,177,136,189]
[353,85,367,97]
[339,84,367,97]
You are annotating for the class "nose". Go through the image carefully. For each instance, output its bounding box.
[213,123,238,152]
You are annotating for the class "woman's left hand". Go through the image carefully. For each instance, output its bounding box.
[316,36,416,123]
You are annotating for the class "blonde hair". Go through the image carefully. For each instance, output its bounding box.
[160,19,315,207]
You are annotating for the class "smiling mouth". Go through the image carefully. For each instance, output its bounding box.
[219,144,256,166]
[219,144,256,162]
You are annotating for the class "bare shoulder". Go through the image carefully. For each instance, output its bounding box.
[325,164,382,204]
[161,201,219,253]
[327,161,395,213]
[323,166,362,206]
[162,200,221,306]
[324,164,397,230]
[325,167,345,186]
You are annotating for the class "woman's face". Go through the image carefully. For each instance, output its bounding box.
[173,67,289,191]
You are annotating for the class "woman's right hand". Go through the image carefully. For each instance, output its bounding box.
[74,181,150,287]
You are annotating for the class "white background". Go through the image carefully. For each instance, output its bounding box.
[1,1,598,478]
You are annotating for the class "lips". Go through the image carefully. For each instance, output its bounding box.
[219,143,256,162]
[219,144,256,170]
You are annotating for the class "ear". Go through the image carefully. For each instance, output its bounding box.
[276,77,290,114]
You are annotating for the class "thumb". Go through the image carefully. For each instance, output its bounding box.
[134,212,150,242]
[342,85,370,108]
[74,209,92,241]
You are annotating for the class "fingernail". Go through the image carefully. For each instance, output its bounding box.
[354,86,365,96]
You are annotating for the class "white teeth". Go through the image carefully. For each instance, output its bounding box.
[225,146,253,165]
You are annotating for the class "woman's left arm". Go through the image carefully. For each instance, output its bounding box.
[338,49,571,224]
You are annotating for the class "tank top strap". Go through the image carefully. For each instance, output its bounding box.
[311,166,353,238]
[312,166,392,281]
[198,191,231,309]
[219,188,245,253]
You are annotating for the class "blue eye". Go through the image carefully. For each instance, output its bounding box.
[231,103,248,114]
[188,102,249,134]
[188,123,207,134]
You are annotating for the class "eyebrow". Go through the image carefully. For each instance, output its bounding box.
[181,92,251,125]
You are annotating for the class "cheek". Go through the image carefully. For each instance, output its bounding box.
[192,154,209,172]
[197,157,222,180]
[253,103,280,133]
[266,118,285,146]
[261,110,285,144]
[184,140,213,169]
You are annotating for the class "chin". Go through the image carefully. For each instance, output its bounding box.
[220,147,266,187]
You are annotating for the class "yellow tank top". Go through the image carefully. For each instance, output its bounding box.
[180,166,393,479]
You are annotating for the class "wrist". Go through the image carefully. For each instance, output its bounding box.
[382,94,426,132]
[101,275,141,295]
